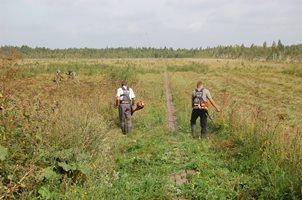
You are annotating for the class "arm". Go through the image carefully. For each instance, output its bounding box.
[115,88,120,107]
[206,90,221,112]
[115,96,120,107]
[130,88,136,106]
[209,98,221,112]
[131,98,136,106]
[191,91,195,108]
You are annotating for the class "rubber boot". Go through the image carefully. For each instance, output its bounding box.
[191,124,196,138]
[121,123,126,134]
[126,126,132,134]
[201,127,207,139]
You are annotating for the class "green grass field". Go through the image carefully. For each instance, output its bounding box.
[1,58,302,199]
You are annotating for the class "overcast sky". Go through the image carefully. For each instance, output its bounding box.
[0,0,301,48]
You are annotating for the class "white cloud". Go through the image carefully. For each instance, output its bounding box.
[0,0,301,48]
[187,22,206,32]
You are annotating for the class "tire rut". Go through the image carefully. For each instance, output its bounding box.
[164,65,177,131]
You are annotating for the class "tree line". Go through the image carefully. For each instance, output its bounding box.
[1,40,302,61]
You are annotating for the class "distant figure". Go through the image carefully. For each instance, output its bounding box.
[115,80,135,134]
[54,70,63,87]
[190,81,221,139]
[66,70,76,79]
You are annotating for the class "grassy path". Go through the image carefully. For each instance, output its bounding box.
[62,60,301,199]
[2,59,300,199]
[97,67,256,200]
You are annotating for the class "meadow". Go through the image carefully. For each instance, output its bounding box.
[0,58,301,199]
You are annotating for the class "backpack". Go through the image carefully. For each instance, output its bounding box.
[120,87,131,104]
[192,88,205,105]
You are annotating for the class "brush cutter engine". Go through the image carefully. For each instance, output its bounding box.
[131,100,145,115]
[200,101,209,110]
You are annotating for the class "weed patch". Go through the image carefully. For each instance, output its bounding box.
[168,62,209,73]
[282,65,302,77]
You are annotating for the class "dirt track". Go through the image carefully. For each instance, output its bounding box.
[164,65,177,131]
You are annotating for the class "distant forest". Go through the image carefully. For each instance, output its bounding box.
[1,40,302,61]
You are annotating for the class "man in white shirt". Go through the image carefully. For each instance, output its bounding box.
[116,80,135,134]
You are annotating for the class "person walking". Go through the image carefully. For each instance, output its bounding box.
[54,70,63,87]
[190,81,221,139]
[116,80,135,134]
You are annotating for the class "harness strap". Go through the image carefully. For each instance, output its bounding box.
[120,100,131,104]
[120,87,131,104]
[194,88,205,102]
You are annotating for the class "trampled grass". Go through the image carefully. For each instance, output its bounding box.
[0,58,301,199]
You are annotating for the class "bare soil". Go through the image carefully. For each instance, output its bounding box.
[164,65,177,131]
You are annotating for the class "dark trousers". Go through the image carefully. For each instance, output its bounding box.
[119,104,132,134]
[190,109,208,138]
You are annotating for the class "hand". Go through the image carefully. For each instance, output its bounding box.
[216,107,221,112]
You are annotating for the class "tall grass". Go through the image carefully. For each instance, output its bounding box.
[212,106,302,199]
[0,59,166,199]
[1,58,301,199]
[169,64,302,199]
[0,63,121,198]
[282,65,302,77]
[168,62,209,73]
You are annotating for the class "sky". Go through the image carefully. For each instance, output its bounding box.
[0,0,301,49]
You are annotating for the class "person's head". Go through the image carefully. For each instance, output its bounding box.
[196,81,203,89]
[121,80,128,87]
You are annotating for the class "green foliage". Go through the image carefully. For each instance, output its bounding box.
[31,147,92,199]
[37,167,58,181]
[213,112,302,199]
[2,42,302,61]
[38,186,54,200]
[0,145,8,161]
[1,59,302,199]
